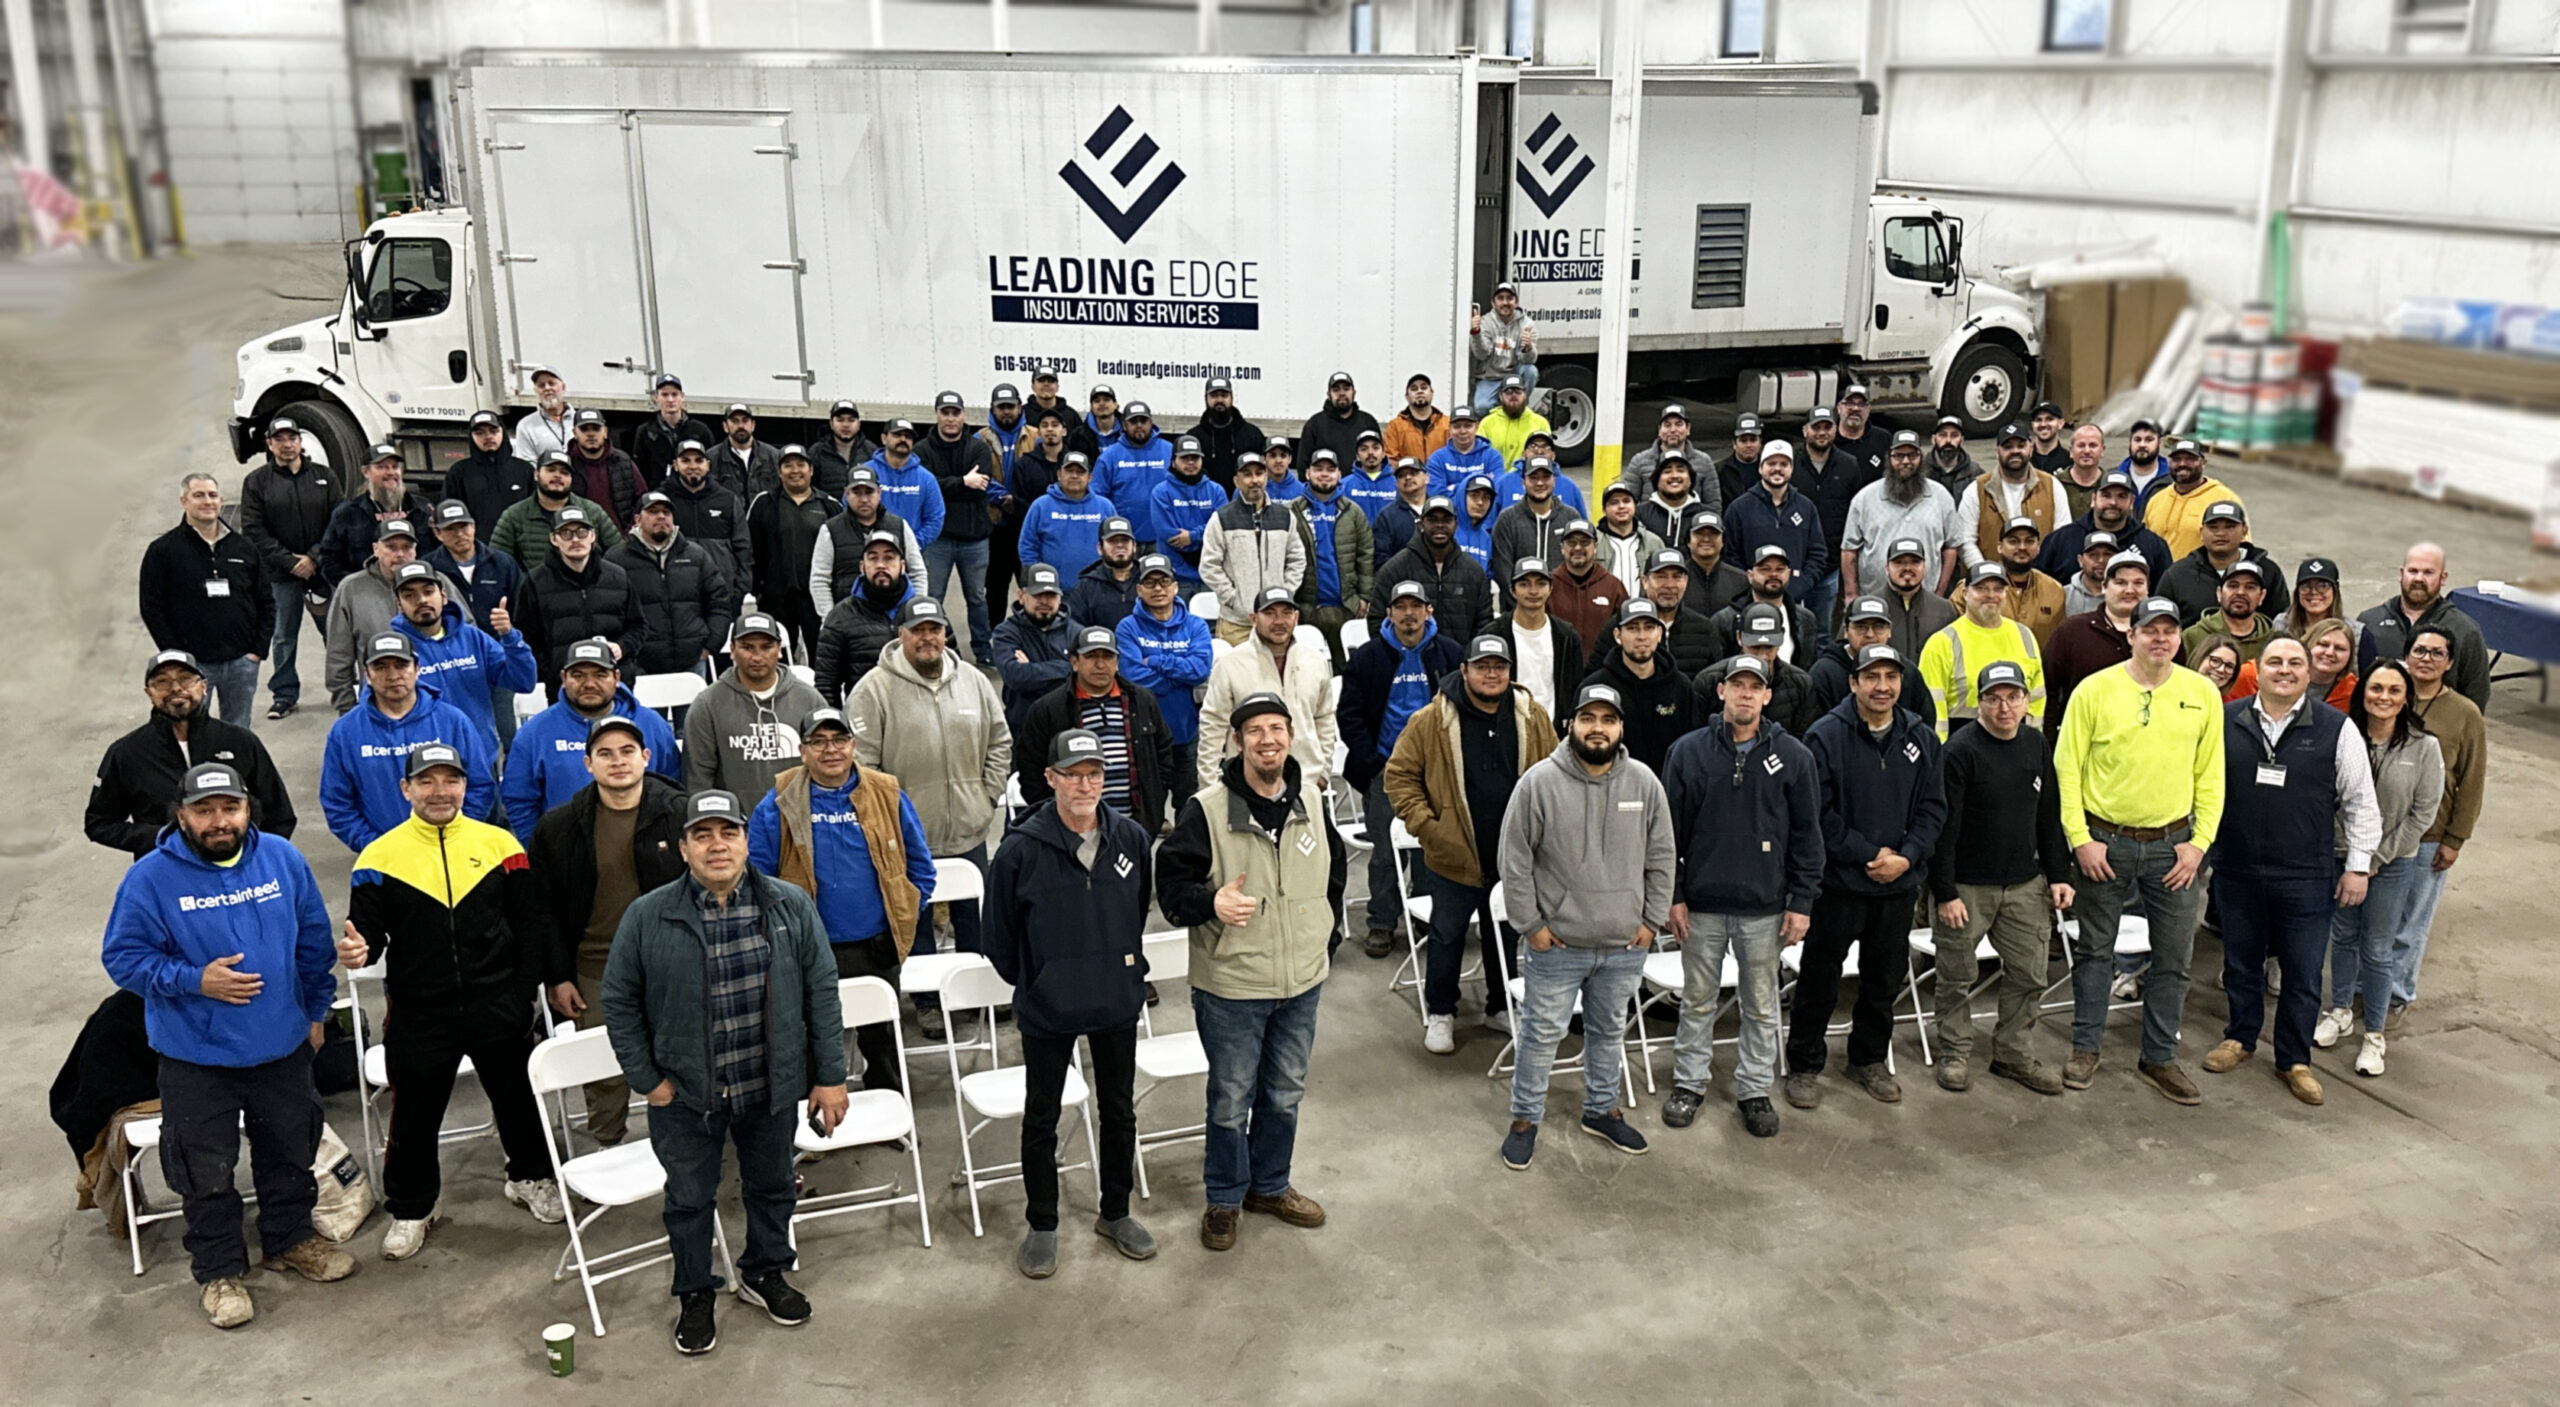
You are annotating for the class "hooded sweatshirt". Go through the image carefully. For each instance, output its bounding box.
[1017,483,1118,582]
[747,769,935,945]
[1151,466,1228,583]
[323,558,475,712]
[990,604,1079,734]
[1068,555,1141,632]
[319,682,497,851]
[1425,438,1506,499]
[847,640,1013,855]
[1496,747,1676,948]
[500,685,682,841]
[1115,598,1214,744]
[865,449,947,547]
[1378,620,1443,764]
[390,599,539,753]
[1802,695,1947,895]
[982,799,1155,1039]
[682,663,829,801]
[102,826,335,1069]
[1097,430,1177,544]
[1660,715,1825,917]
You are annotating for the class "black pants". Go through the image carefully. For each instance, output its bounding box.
[381,991,551,1219]
[772,591,823,670]
[650,1099,797,1295]
[1019,1025,1137,1233]
[831,936,904,1092]
[158,1044,323,1283]
[1785,889,1910,1074]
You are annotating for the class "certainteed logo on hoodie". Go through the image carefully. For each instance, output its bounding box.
[178,878,284,912]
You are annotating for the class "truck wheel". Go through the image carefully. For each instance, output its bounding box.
[1532,364,1597,467]
[1941,344,2029,439]
[275,398,368,498]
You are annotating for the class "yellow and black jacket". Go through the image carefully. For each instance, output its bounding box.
[350,814,542,1006]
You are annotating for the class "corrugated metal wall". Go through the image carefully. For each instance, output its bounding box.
[144,0,360,243]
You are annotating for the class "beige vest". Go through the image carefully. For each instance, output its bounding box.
[1189,781,1334,1001]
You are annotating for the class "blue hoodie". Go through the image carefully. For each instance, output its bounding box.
[866,449,947,548]
[1300,486,1349,607]
[1380,617,1442,754]
[1264,470,1308,505]
[1341,466,1399,530]
[320,683,497,852]
[500,685,683,841]
[747,775,938,944]
[1115,598,1214,743]
[391,599,539,753]
[1427,439,1506,497]
[422,543,524,632]
[1017,484,1118,582]
[1085,412,1125,455]
[102,826,336,1069]
[1096,430,1176,543]
[1494,470,1587,518]
[1456,476,1498,573]
[1150,471,1227,584]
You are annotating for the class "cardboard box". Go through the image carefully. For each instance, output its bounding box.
[2044,282,2113,417]
[2108,277,2188,401]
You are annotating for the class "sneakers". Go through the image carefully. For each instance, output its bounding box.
[1422,1013,1455,1055]
[673,1288,718,1355]
[1848,1061,1902,1104]
[267,1234,355,1283]
[2313,1006,2356,1049]
[2202,1038,2252,1074]
[1934,1056,1971,1093]
[1199,1205,1240,1252]
[916,1005,948,1042]
[2356,1032,2387,1077]
[379,1207,438,1261]
[1782,1071,1822,1110]
[1989,1058,2067,1096]
[505,1178,566,1225]
[1500,1122,1538,1170]
[2279,1065,2324,1106]
[1661,1087,1706,1128]
[2385,1001,2409,1033]
[202,1276,254,1329]
[2109,972,2142,1002]
[2137,1061,2203,1106]
[1736,1097,1781,1138]
[1361,928,1396,959]
[1015,1229,1059,1280]
[2063,1048,2102,1090]
[1484,1008,1514,1036]
[1579,1109,1649,1155]
[737,1271,811,1326]
[1095,1215,1157,1260]
[1241,1188,1326,1227]
[265,700,296,721]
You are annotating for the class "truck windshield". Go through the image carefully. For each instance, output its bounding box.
[362,238,453,322]
[1882,218,1950,285]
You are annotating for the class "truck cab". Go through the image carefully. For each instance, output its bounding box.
[229,210,484,484]
[1848,195,2039,435]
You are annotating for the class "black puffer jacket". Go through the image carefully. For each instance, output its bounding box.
[239,457,341,578]
[608,532,735,674]
[517,552,647,681]
[526,776,690,985]
[1367,540,1494,644]
[918,427,1001,543]
[812,578,910,705]
[660,473,752,594]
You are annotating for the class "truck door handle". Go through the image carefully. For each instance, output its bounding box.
[449,350,469,383]
[600,357,648,372]
[498,253,538,264]
[1874,303,1890,330]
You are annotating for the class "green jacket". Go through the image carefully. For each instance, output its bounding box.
[1291,489,1377,615]
[599,869,844,1116]
[491,492,624,574]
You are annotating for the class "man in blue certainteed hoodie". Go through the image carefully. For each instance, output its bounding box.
[865,419,947,549]
[320,634,495,852]
[1150,436,1227,586]
[500,637,681,840]
[386,562,538,757]
[102,761,354,1325]
[1095,403,1175,551]
[1016,453,1116,583]
[1114,554,1214,807]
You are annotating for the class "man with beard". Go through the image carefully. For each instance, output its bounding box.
[1371,496,1494,643]
[1183,376,1265,493]
[1679,511,1752,617]
[1297,371,1384,469]
[1706,552,1821,670]
[1581,598,1695,773]
[1477,375,1551,471]
[2043,552,2150,732]
[2026,401,2071,473]
[1493,681,1672,1170]
[238,416,339,721]
[511,366,575,464]
[1627,405,1713,507]
[89,650,298,857]
[490,452,624,574]
[1626,549,1723,677]
[745,446,836,663]
[1489,457,1573,591]
[715,404,784,502]
[322,518,472,714]
[865,419,948,552]
[991,564,1080,735]
[318,444,435,584]
[1920,560,2048,739]
[2159,500,2290,627]
[1875,536,1960,664]
[1382,372,1450,469]
[1725,442,1830,611]
[1372,456,1436,564]
[659,441,753,599]
[1715,414,1766,511]
[516,507,648,685]
[101,761,353,1328]
[1695,603,1823,737]
[1993,516,2069,647]
[1636,453,1707,546]
[1066,515,1144,631]
[2058,423,2111,522]
[2183,560,2278,666]
[1953,423,2063,570]
[810,399,880,499]
[2037,469,2172,584]
[2116,417,2168,498]
[813,532,915,705]
[609,492,735,677]
[386,561,537,755]
[426,503,527,731]
[978,384,1032,605]
[1926,415,1982,500]
[565,409,648,529]
[1832,385,1895,475]
[628,374,714,491]
[809,465,929,617]
[1789,408,1875,631]
[920,391,1007,665]
[451,410,534,537]
[684,611,828,801]
[503,638,681,837]
[320,636,498,850]
[2357,541,2489,707]
[1838,430,1959,599]
[2140,439,2244,560]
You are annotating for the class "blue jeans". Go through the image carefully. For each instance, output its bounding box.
[2393,842,2449,1006]
[1509,943,1646,1123]
[202,655,261,728]
[1671,912,1783,1098]
[1472,364,1538,407]
[2212,866,2335,1069]
[924,536,993,662]
[1802,568,1841,649]
[646,1099,797,1296]
[1361,774,1401,931]
[1193,985,1320,1208]
[490,682,519,756]
[268,580,312,706]
[2326,853,2428,1028]
[2070,826,2207,1065]
[1420,867,1508,1018]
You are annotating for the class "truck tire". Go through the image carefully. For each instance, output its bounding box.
[275,398,368,498]
[1940,343,2030,439]
[1532,363,1597,467]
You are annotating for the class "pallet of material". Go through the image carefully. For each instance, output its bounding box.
[2337,336,2560,414]
[2333,383,2560,545]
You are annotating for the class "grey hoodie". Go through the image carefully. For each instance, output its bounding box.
[323,559,473,712]
[682,663,829,801]
[1496,746,1677,950]
[845,639,1013,855]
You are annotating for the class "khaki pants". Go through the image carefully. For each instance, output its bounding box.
[1212,617,1252,646]
[573,934,629,1144]
[1930,879,2051,1068]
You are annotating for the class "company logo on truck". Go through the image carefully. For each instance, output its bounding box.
[1514,113,1595,219]
[1059,106,1187,244]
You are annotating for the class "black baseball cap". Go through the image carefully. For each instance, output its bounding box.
[1099,516,1134,540]
[1204,376,1232,394]
[404,743,467,780]
[1722,654,1772,684]
[1659,404,1689,423]
[1967,560,2009,587]
[2098,470,2138,494]
[391,561,440,589]
[990,383,1022,406]
[2001,514,2042,539]
[1394,457,1427,476]
[1229,692,1292,730]
[831,399,863,416]
[565,638,616,670]
[682,790,746,832]
[1996,423,2029,444]
[1265,436,1294,452]
[776,443,808,464]
[1123,401,1153,420]
[898,598,948,629]
[2032,400,2064,419]
[464,410,497,430]
[1571,682,1625,719]
[145,648,203,682]
[1852,644,1906,676]
[1647,548,1688,574]
[584,713,649,750]
[725,403,754,418]
[2297,557,2340,585]
[432,499,472,529]
[1977,661,2029,697]
[1136,554,1177,581]
[637,491,674,512]
[1886,537,1926,561]
[846,466,880,489]
[368,441,403,462]
[1253,586,1298,613]
[732,611,784,643]
[1449,404,1481,424]
[550,506,595,532]
[1805,406,1837,425]
[1616,598,1664,627]
[538,450,572,468]
[885,419,917,437]
[2223,558,2267,582]
[1752,543,1793,566]
[1686,509,1725,536]
[1355,427,1383,445]
[1176,436,1204,457]
[1328,371,1355,388]
[1388,580,1430,604]
[802,708,853,738]
[2202,500,2247,525]
[2132,597,2182,628]
[1465,635,1510,664]
[376,517,418,542]
[365,633,415,664]
[1048,729,1106,770]
[2082,530,2122,553]
[1655,449,1690,468]
[1022,563,1063,594]
[1072,625,1119,656]
[1733,415,1763,437]
[1421,496,1457,518]
[1738,604,1786,646]
[179,761,250,805]
[862,529,904,552]
[1510,556,1552,583]
[1559,519,1598,542]
[573,409,606,429]
[653,373,683,391]
[934,391,965,411]
[1846,596,1892,625]
[1891,430,1922,449]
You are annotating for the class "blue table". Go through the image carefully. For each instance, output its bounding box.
[2453,586,2560,705]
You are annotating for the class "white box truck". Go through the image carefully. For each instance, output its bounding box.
[228,51,2037,482]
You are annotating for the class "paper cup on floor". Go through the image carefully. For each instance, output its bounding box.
[544,1323,577,1376]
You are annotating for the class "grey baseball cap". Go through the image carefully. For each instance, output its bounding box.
[682,790,747,832]
[1048,728,1106,769]
[178,761,251,804]
[404,742,467,780]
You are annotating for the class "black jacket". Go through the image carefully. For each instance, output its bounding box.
[1493,613,1582,734]
[812,583,906,705]
[569,445,649,528]
[139,521,272,663]
[816,506,919,613]
[2358,595,2492,710]
[1701,598,1821,671]
[319,491,436,585]
[1183,408,1267,494]
[449,447,534,532]
[609,532,735,674]
[1714,454,1761,515]
[1015,676,1178,834]
[347,817,545,1007]
[1802,696,1946,896]
[990,604,1079,734]
[1368,540,1494,644]
[518,553,648,681]
[1021,398,1099,463]
[1683,556,1752,617]
[809,435,879,500]
[86,711,297,856]
[660,473,752,593]
[2158,543,2292,627]
[627,414,715,490]
[526,777,690,986]
[1067,557,1142,632]
[1793,445,1877,561]
[1806,640,1936,730]
[1693,655,1821,736]
[1340,626,1464,790]
[746,485,836,618]
[1659,714,1823,917]
[1593,602,1721,678]
[2035,513,2173,585]
[919,427,1002,542]
[982,800,1154,1039]
[238,456,340,577]
[1296,401,1383,470]
[1583,650,1697,775]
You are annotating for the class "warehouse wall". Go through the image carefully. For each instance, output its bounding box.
[141,0,363,243]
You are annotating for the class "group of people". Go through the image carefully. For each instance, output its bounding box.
[89,367,2495,1350]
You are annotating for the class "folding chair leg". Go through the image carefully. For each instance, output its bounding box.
[123,1156,145,1277]
[714,1214,737,1293]
[1908,956,1935,1067]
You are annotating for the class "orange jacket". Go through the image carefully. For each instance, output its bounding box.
[1381,409,1449,466]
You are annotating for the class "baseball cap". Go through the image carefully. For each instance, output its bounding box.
[268,416,303,435]
[1328,371,1355,388]
[1057,453,1091,473]
[898,598,948,629]
[2082,530,2122,553]
[2297,556,2340,585]
[844,467,880,492]
[432,499,472,528]
[1354,427,1383,445]
[1656,449,1689,468]
[539,450,572,469]
[405,742,466,779]
[1493,281,1519,297]
[586,714,648,749]
[2132,597,2182,628]
[1449,404,1481,424]
[1136,553,1177,580]
[2032,400,2064,419]
[1072,625,1119,656]
[391,561,440,589]
[2169,438,2203,457]
[1805,406,1837,425]
[1842,383,1871,401]
[2001,514,2041,538]
[990,383,1021,406]
[1048,729,1106,769]
[1752,543,1793,566]
[774,443,809,465]
[551,506,597,534]
[526,364,562,382]
[376,517,418,542]
[146,648,203,682]
[1394,457,1427,476]
[1734,415,1764,436]
[1388,580,1431,604]
[1176,436,1204,457]
[1617,597,1664,627]
[1204,376,1232,394]
[1310,449,1339,465]
[682,790,746,832]
[1977,660,2029,697]
[676,439,711,459]
[1559,518,1598,542]
[725,403,754,418]
[1967,560,2009,587]
[830,398,862,416]
[1658,404,1689,423]
[1462,474,1495,496]
[1510,556,1553,583]
[801,708,853,738]
[1686,509,1725,536]
[1722,654,1772,684]
[1265,435,1295,452]
[1253,585,1298,613]
[1996,422,2029,444]
[1099,516,1135,540]
[2129,417,2164,435]
[637,491,674,513]
[2105,550,2151,579]
[178,761,249,805]
[2201,500,2246,525]
[1738,604,1787,645]
[573,409,606,429]
[1602,480,1637,502]
[1891,429,1922,449]
[1499,375,1525,393]
[565,638,617,670]
[368,441,402,462]
[2098,470,2138,494]
[1647,548,1689,574]
[1852,643,1907,675]
[1571,682,1625,718]
[1422,496,1457,518]
[365,633,415,664]
[1886,537,1925,561]
[1123,401,1153,420]
[1022,563,1063,594]
[885,419,917,437]
[1229,691,1293,730]
[1935,415,1964,432]
[653,373,684,391]
[1846,596,1892,625]
[464,411,497,430]
[1406,370,1433,387]
[1466,635,1511,664]
[1523,456,1556,477]
[1761,440,1794,462]
[1235,452,1266,472]
[731,612,783,643]
[2222,558,2266,582]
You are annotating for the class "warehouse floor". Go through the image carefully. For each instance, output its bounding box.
[8,247,2559,1404]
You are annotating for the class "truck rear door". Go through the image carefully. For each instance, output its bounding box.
[483,113,656,400]
[632,114,811,407]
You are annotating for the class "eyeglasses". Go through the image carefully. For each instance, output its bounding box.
[805,735,854,751]
[2405,645,2449,660]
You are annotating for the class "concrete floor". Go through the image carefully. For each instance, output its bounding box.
[7,247,2560,1405]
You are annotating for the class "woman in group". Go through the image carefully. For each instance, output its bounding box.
[2235,617,2357,709]
[2286,557,2359,652]
[2317,659,2442,1077]
[2189,634,2246,701]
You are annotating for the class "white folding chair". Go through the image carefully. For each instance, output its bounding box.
[633,671,707,724]
[1384,818,1436,1006]
[1209,635,1234,664]
[937,959,1097,1238]
[1130,931,1209,1201]
[1484,886,1640,1090]
[2045,915,2152,1014]
[900,857,998,1064]
[1190,590,1221,620]
[513,689,547,723]
[344,962,491,1186]
[790,977,931,1249]
[1628,944,1740,1096]
[116,1115,181,1276]
[527,1028,733,1338]
[1292,623,1327,658]
[788,663,817,687]
[1002,773,1027,825]
[1340,616,1371,653]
